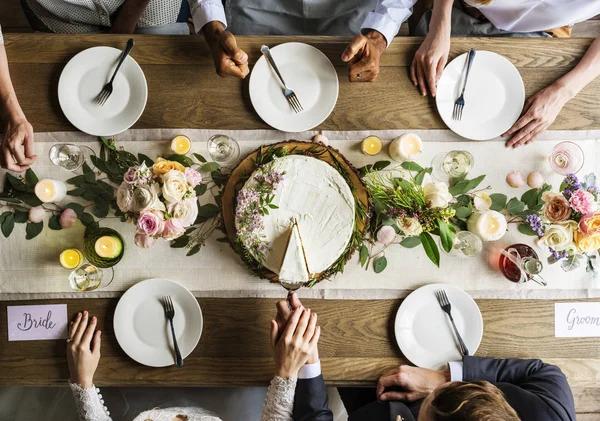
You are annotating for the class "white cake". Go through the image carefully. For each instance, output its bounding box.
[235,155,355,279]
[279,220,310,285]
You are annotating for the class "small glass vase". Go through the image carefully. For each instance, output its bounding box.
[83,227,125,269]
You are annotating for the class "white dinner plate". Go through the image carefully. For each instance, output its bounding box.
[114,278,202,367]
[394,283,483,370]
[436,50,524,140]
[249,42,338,132]
[58,46,148,136]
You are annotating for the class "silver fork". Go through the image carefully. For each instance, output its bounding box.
[94,38,135,107]
[260,45,303,113]
[453,48,476,121]
[435,290,470,356]
[161,295,183,367]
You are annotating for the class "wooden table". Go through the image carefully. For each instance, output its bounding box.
[1,35,600,419]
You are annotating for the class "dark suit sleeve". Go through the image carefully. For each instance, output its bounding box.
[293,375,334,421]
[462,356,576,421]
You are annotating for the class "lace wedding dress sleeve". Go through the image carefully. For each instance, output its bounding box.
[70,383,113,421]
[260,376,297,421]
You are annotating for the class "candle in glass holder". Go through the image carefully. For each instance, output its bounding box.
[171,135,191,155]
[59,249,83,269]
[94,235,123,259]
[467,210,507,242]
[361,136,382,156]
[389,133,422,162]
[34,179,67,203]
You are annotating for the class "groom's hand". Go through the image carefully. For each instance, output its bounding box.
[376,365,450,402]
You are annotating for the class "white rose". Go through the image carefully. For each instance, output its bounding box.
[422,174,453,208]
[168,197,199,227]
[132,183,165,213]
[116,182,133,213]
[162,170,188,204]
[397,217,423,237]
[538,222,577,251]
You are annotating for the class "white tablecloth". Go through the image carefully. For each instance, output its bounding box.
[1,129,599,300]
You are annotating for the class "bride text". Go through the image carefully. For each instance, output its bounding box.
[17,311,56,331]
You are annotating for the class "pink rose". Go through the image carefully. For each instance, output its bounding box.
[134,233,157,248]
[28,206,45,223]
[162,218,185,240]
[376,225,396,245]
[136,211,164,236]
[569,190,597,215]
[59,208,77,229]
[185,167,202,188]
[124,167,140,184]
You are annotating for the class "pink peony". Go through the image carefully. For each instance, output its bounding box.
[136,211,164,236]
[134,233,157,248]
[162,218,185,240]
[185,167,202,188]
[59,208,77,229]
[28,206,45,223]
[569,190,597,215]
[376,225,396,245]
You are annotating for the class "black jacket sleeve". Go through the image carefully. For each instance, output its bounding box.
[462,356,576,421]
[293,375,334,421]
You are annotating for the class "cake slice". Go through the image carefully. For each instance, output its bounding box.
[279,219,310,285]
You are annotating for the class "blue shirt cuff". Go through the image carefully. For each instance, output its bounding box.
[360,11,406,47]
[448,361,464,382]
[298,361,322,379]
[190,1,228,34]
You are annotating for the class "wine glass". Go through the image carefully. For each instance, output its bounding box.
[431,150,474,182]
[49,144,85,171]
[499,244,546,286]
[446,231,483,258]
[68,264,104,291]
[207,134,240,163]
[550,141,584,175]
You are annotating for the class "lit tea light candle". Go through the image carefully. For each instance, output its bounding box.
[389,133,422,162]
[361,135,382,156]
[59,249,83,270]
[95,235,123,259]
[34,179,67,203]
[171,135,191,155]
[467,210,507,242]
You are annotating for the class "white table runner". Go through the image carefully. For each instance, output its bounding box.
[1,128,599,300]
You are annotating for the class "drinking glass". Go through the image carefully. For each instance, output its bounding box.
[549,141,584,175]
[431,150,474,182]
[447,231,483,258]
[69,264,104,291]
[49,144,85,171]
[498,244,546,285]
[207,134,240,163]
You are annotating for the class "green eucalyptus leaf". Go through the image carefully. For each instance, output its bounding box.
[211,170,228,187]
[401,161,424,172]
[507,198,526,216]
[138,153,154,167]
[372,161,391,171]
[13,210,29,223]
[92,196,109,218]
[170,235,190,248]
[64,203,85,216]
[359,245,369,267]
[0,211,10,226]
[167,154,194,167]
[438,220,455,253]
[193,153,207,163]
[454,204,473,219]
[374,255,388,273]
[521,188,539,209]
[489,193,508,211]
[25,168,39,186]
[84,221,100,238]
[6,174,29,192]
[194,184,207,196]
[400,236,422,248]
[0,196,22,204]
[200,162,220,173]
[518,223,539,237]
[419,232,440,267]
[79,212,95,226]
[19,193,42,207]
[48,215,62,230]
[68,187,87,196]
[2,213,15,238]
[25,221,43,239]
[187,244,201,256]
[414,168,429,185]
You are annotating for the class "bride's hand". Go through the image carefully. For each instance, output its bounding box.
[270,307,320,378]
[67,311,102,388]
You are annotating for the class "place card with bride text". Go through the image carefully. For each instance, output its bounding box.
[7,304,68,341]
[555,303,600,337]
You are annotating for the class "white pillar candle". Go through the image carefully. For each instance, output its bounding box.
[34,179,67,203]
[467,210,507,242]
[389,133,423,162]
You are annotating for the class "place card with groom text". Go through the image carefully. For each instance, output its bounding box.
[555,303,600,338]
[7,304,68,341]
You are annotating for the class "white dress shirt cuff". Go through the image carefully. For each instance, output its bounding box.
[191,2,228,34]
[361,12,405,47]
[448,361,464,382]
[298,361,322,379]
